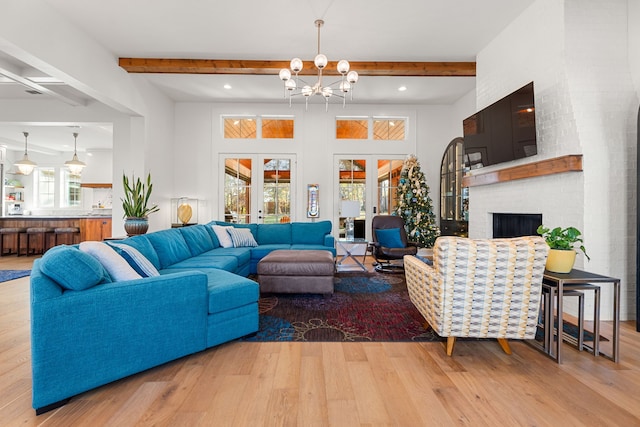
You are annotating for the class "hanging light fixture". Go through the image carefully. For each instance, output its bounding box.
[65,132,86,175]
[14,132,37,175]
[278,19,359,111]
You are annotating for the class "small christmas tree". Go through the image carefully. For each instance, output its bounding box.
[395,154,440,247]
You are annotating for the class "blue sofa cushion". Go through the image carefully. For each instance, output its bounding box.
[146,229,192,269]
[375,228,404,248]
[201,270,260,314]
[40,245,110,291]
[119,235,161,270]
[180,225,216,256]
[291,221,332,245]
[257,223,291,245]
[164,254,239,273]
[203,224,221,248]
[249,244,291,260]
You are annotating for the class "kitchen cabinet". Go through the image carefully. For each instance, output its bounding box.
[80,218,112,241]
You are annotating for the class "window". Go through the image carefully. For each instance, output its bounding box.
[262,118,294,139]
[223,118,257,139]
[336,119,368,139]
[36,168,55,208]
[35,167,84,209]
[64,170,82,207]
[377,159,403,214]
[224,158,252,224]
[374,118,405,140]
[336,117,407,140]
[262,158,291,223]
[337,158,366,238]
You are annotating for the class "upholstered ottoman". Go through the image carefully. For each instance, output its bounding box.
[257,249,335,294]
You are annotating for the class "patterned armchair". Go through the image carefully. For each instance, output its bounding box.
[404,236,549,356]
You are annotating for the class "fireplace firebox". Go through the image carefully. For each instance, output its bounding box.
[493,213,542,238]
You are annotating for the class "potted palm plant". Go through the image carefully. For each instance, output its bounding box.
[537,225,590,273]
[122,172,159,236]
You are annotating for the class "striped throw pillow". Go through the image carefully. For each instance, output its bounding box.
[227,227,258,248]
[108,242,160,277]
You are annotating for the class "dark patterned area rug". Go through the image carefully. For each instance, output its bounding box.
[244,271,442,342]
[0,270,30,284]
[244,271,597,343]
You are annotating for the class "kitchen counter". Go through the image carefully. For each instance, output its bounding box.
[0,216,113,242]
[1,215,112,219]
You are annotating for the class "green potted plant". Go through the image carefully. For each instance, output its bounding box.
[537,225,590,273]
[122,172,159,236]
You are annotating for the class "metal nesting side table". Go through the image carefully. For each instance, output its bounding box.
[541,269,620,364]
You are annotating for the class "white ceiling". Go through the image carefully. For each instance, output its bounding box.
[0,0,536,153]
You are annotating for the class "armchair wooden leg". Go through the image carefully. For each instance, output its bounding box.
[497,338,512,355]
[446,337,456,356]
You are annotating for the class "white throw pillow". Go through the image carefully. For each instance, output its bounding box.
[79,241,142,282]
[211,225,234,248]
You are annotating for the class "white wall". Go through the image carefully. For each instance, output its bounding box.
[468,0,639,320]
[81,150,113,184]
[173,101,459,235]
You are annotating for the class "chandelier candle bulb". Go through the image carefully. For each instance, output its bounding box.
[277,19,358,110]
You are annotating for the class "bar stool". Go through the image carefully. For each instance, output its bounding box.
[19,227,54,256]
[0,227,27,256]
[54,227,81,246]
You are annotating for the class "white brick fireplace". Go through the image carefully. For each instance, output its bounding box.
[466,0,639,320]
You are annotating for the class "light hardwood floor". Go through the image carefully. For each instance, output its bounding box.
[2,254,640,426]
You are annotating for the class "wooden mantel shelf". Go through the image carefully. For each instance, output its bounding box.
[462,155,583,187]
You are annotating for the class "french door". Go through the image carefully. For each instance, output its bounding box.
[220,154,296,224]
[334,155,405,240]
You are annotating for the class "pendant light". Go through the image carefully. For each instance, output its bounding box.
[14,132,37,175]
[65,132,86,175]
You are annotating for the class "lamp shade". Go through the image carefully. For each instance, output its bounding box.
[341,200,360,218]
[16,131,37,175]
[65,154,86,175]
[15,155,37,175]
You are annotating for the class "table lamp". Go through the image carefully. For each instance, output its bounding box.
[341,200,360,241]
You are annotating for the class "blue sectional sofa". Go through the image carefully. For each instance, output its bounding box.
[30,220,335,413]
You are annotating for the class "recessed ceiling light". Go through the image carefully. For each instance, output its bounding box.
[224,84,232,90]
[398,86,407,92]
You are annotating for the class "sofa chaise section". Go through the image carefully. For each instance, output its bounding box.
[30,251,209,414]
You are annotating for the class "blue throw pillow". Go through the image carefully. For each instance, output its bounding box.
[40,245,110,291]
[375,228,404,248]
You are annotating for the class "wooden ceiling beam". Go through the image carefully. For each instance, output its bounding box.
[118,58,476,77]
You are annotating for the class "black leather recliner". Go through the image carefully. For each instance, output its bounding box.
[370,215,419,272]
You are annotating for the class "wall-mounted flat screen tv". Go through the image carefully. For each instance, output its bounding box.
[463,82,537,170]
